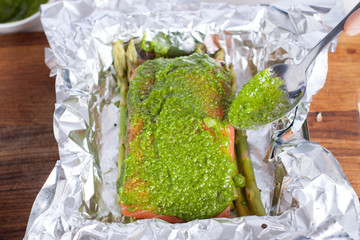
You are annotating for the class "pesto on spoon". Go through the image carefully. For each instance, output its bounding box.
[229,2,360,130]
[228,68,290,130]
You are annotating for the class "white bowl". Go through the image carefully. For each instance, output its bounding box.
[0,11,43,34]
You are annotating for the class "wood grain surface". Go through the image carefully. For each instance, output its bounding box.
[0,32,59,240]
[0,32,359,240]
[307,34,360,197]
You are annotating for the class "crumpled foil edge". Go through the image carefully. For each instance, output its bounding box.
[25,0,360,239]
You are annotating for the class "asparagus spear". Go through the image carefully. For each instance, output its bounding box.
[232,149,251,216]
[112,41,127,89]
[114,39,140,179]
[214,48,225,61]
[236,130,266,216]
[112,41,128,179]
[126,39,139,81]
[229,64,236,93]
[194,43,207,54]
[114,40,139,224]
[235,187,252,216]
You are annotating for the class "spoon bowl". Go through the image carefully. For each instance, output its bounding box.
[269,63,306,117]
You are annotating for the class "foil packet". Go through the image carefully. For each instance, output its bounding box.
[25,0,360,239]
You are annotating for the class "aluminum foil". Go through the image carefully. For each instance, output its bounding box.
[25,0,360,239]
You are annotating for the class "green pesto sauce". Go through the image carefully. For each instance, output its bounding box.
[118,53,235,221]
[228,68,290,129]
[0,0,48,23]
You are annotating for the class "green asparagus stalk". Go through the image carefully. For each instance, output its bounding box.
[214,48,225,61]
[229,64,236,93]
[126,39,139,80]
[124,216,135,223]
[124,216,132,223]
[233,149,251,216]
[194,43,207,54]
[118,103,127,177]
[113,41,138,227]
[112,41,127,89]
[233,187,239,200]
[235,188,251,216]
[236,130,266,216]
[114,39,140,193]
[112,40,128,180]
[114,39,139,177]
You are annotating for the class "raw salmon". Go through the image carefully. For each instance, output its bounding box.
[121,204,231,223]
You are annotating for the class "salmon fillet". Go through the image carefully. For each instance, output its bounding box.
[118,54,235,222]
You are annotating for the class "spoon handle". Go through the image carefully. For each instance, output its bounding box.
[298,2,360,71]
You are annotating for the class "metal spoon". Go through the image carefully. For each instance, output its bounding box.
[268,2,360,121]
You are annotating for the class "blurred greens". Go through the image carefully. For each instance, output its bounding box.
[141,33,172,57]
[0,0,48,23]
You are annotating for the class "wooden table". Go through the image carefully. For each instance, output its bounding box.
[0,32,359,239]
